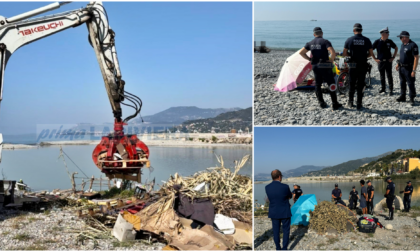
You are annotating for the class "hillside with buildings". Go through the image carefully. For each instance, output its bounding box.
[173,107,252,133]
[351,149,420,176]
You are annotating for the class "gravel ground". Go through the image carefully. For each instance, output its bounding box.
[254,50,420,126]
[254,210,420,250]
[0,208,165,250]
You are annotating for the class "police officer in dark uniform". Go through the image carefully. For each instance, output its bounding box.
[366,180,375,215]
[372,27,398,95]
[343,23,376,110]
[384,177,396,220]
[292,184,303,203]
[402,181,414,212]
[299,27,343,110]
[396,31,419,106]
[332,183,346,206]
[349,186,359,210]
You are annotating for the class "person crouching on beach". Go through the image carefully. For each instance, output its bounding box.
[265,170,292,250]
[292,184,303,203]
[332,183,346,206]
[299,27,342,110]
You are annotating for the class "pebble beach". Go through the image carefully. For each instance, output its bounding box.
[254,50,420,126]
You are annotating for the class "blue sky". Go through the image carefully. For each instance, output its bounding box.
[0,2,252,134]
[255,2,420,21]
[254,127,420,174]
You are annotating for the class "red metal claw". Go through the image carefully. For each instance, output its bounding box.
[92,119,150,178]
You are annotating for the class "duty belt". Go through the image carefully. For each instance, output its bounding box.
[400,63,413,67]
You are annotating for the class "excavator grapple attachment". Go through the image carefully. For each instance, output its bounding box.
[92,120,150,182]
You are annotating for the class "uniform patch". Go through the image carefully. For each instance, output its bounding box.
[415,48,418,51]
[354,39,365,45]
[311,44,321,50]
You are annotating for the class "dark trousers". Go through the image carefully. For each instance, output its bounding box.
[312,64,339,105]
[399,67,417,99]
[404,196,411,211]
[367,199,374,214]
[271,218,291,250]
[349,62,368,104]
[378,61,393,91]
[334,199,346,206]
[349,198,357,209]
[386,197,394,215]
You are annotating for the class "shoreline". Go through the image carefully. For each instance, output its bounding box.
[3,140,252,150]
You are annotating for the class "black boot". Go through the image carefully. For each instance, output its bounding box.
[410,97,415,106]
[389,90,394,96]
[397,95,406,102]
[379,89,386,94]
[390,210,394,220]
[356,104,363,110]
[330,92,342,110]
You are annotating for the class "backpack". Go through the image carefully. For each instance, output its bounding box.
[358,217,377,233]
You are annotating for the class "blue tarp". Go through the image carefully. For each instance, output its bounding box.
[290,194,317,226]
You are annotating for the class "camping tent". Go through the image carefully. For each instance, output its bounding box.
[274,50,312,92]
[290,194,317,226]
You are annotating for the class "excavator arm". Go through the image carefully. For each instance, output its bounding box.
[0,2,149,182]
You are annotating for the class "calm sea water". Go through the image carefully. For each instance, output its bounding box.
[255,20,420,51]
[255,180,420,207]
[0,146,251,191]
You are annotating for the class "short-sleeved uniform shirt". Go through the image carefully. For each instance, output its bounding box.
[372,38,397,60]
[304,37,333,65]
[360,186,367,203]
[344,34,373,62]
[400,40,419,65]
[332,188,342,199]
[349,190,359,200]
[404,185,414,199]
[292,188,303,201]
[367,185,375,199]
[387,182,396,196]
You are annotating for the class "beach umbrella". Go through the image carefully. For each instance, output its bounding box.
[274,50,312,92]
[290,194,317,226]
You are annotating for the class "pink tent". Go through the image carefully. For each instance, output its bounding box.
[274,50,313,92]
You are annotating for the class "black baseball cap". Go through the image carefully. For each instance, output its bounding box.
[397,31,410,37]
[353,23,363,30]
[386,176,392,181]
[313,27,322,33]
[335,183,338,187]
[367,180,371,183]
[352,186,355,189]
[408,181,412,184]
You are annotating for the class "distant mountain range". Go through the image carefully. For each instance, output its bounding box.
[138,106,242,124]
[178,107,252,133]
[303,152,392,176]
[255,165,327,181]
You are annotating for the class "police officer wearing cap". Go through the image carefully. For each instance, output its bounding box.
[299,27,343,110]
[349,186,359,210]
[402,181,413,212]
[332,183,346,206]
[372,27,398,95]
[384,177,396,220]
[396,31,419,106]
[343,23,376,110]
[366,180,375,215]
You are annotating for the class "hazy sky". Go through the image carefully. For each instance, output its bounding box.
[255,2,420,21]
[0,2,252,134]
[254,127,420,174]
